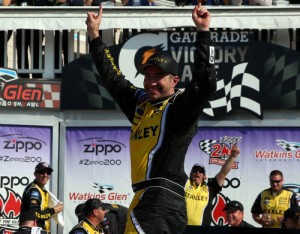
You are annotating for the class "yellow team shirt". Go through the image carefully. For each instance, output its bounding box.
[185,180,209,225]
[260,189,295,228]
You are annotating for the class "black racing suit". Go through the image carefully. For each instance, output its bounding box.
[102,203,128,234]
[20,180,55,231]
[90,31,216,234]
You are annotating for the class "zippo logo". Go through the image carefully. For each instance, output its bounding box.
[0,188,22,229]
[0,68,18,83]
[1,134,46,152]
[79,137,126,156]
[211,193,228,226]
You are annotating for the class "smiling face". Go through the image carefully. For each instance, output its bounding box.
[143,65,179,101]
[34,170,51,187]
[226,209,244,227]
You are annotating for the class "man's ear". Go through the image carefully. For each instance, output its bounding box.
[172,76,180,88]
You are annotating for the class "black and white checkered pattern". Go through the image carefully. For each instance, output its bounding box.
[61,55,120,110]
[199,139,218,154]
[262,52,300,109]
[276,139,300,152]
[203,62,262,119]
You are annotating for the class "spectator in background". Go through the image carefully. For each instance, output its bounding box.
[175,0,229,7]
[251,170,298,228]
[14,211,50,234]
[75,202,128,234]
[223,200,255,227]
[0,0,13,68]
[20,162,63,232]
[185,145,240,226]
[121,0,155,42]
[282,207,300,229]
[70,199,108,234]
[15,0,54,78]
[121,0,154,6]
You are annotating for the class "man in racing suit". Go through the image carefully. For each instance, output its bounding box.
[20,162,63,231]
[86,3,216,233]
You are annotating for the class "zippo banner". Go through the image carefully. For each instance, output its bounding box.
[64,127,300,230]
[63,126,300,232]
[0,125,52,231]
[64,127,133,233]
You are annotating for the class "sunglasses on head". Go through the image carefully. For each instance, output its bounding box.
[37,170,52,175]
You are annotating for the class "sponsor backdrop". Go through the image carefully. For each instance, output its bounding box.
[64,127,133,233]
[62,126,300,232]
[0,125,52,231]
[1,125,300,232]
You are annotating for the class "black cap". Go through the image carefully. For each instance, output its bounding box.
[139,51,179,76]
[223,200,244,211]
[191,163,206,174]
[35,162,53,173]
[19,211,37,223]
[283,207,300,220]
[83,198,106,215]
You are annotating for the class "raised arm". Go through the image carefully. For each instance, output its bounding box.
[216,145,240,187]
[192,3,211,31]
[86,5,102,40]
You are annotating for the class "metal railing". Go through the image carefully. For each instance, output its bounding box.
[1,6,300,78]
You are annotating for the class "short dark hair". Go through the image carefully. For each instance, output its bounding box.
[75,203,85,222]
[269,170,283,178]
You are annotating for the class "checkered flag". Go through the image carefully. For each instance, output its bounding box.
[262,52,300,109]
[199,139,217,155]
[203,63,262,119]
[276,139,300,152]
[61,55,120,110]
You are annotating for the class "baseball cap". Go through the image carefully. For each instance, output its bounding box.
[35,162,53,173]
[83,198,106,215]
[223,200,244,212]
[191,163,206,174]
[139,51,179,76]
[19,211,37,223]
